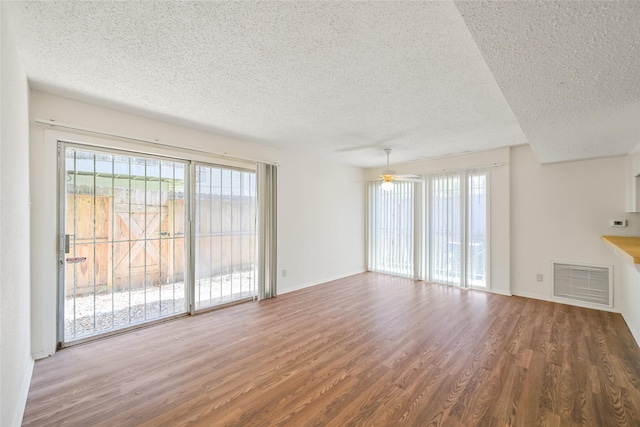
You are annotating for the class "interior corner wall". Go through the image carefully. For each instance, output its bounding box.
[510,145,627,311]
[29,91,366,356]
[621,262,640,345]
[365,147,511,295]
[1,5,34,426]
[618,150,640,344]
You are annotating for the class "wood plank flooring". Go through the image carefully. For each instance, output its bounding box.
[22,273,640,426]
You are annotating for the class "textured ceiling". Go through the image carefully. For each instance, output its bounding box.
[5,1,639,168]
[456,1,640,164]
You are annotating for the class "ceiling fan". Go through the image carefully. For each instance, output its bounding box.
[376,149,420,191]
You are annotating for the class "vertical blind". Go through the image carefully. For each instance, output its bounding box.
[430,173,463,286]
[257,163,278,300]
[467,171,488,287]
[367,169,489,288]
[367,180,415,277]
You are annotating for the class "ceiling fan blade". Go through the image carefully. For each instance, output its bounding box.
[394,173,420,179]
[368,176,423,183]
[393,177,423,183]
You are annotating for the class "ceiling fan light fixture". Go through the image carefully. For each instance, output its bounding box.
[381,175,394,192]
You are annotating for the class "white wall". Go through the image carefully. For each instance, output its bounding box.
[624,150,640,212]
[366,148,511,295]
[29,91,365,357]
[621,263,640,344]
[619,148,640,344]
[510,145,628,311]
[1,5,34,426]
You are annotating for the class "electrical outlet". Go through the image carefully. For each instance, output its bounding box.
[536,274,543,282]
[282,269,287,277]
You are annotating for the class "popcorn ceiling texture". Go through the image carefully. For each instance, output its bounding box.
[456,1,640,164]
[7,1,525,167]
[7,1,639,167]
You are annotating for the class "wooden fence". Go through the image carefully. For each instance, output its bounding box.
[65,190,255,296]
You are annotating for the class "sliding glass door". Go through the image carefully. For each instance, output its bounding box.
[61,145,187,343]
[430,173,462,286]
[467,171,488,288]
[367,180,417,277]
[59,142,269,345]
[193,164,257,310]
[367,169,489,289]
[428,171,488,288]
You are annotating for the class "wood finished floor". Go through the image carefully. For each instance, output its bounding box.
[23,273,640,426]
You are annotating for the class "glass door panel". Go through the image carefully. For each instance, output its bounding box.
[430,173,462,286]
[367,180,415,277]
[194,164,256,310]
[61,146,187,343]
[467,172,488,288]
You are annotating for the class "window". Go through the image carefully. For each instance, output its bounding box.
[429,173,462,285]
[367,180,415,277]
[194,165,257,310]
[367,169,489,289]
[467,172,488,287]
[62,147,187,341]
[58,140,276,346]
[428,170,488,288]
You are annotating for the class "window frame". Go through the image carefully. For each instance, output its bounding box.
[366,168,491,290]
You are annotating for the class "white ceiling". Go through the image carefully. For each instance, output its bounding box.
[6,1,639,168]
[456,1,640,164]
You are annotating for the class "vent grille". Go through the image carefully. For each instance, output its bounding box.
[552,262,612,306]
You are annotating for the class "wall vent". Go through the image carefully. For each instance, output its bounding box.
[552,262,612,307]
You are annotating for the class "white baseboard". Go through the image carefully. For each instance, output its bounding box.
[429,281,512,297]
[278,270,366,295]
[32,351,53,360]
[512,290,620,313]
[485,288,512,296]
[8,358,34,427]
[511,290,552,302]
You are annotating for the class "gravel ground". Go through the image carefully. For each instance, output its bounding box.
[65,272,255,340]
